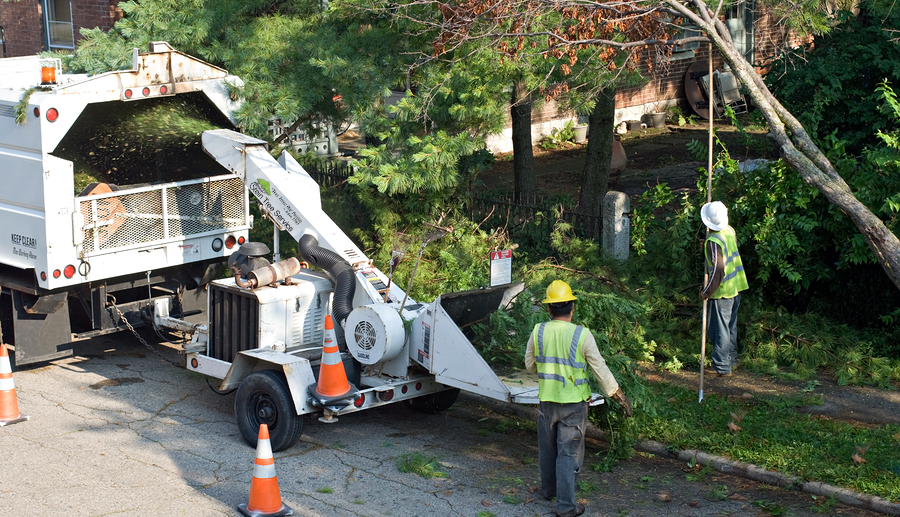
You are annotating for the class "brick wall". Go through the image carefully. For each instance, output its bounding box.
[0,0,123,58]
[616,45,726,120]
[1,1,44,57]
[71,0,123,35]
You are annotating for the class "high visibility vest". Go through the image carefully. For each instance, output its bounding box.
[532,320,591,403]
[705,225,749,299]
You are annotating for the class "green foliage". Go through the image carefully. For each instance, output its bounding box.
[539,120,577,150]
[765,0,900,153]
[396,452,449,478]
[622,130,900,385]
[62,0,421,142]
[501,494,520,504]
[14,87,45,125]
[667,105,698,127]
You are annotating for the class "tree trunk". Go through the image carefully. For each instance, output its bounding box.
[578,86,616,240]
[667,0,900,291]
[511,80,536,203]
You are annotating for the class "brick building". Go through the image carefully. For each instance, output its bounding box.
[485,1,806,153]
[0,0,122,58]
[615,1,803,123]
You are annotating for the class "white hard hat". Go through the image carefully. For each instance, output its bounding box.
[701,201,728,231]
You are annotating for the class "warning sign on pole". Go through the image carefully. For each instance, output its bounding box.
[490,249,512,287]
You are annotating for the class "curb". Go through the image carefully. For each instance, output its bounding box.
[460,393,900,516]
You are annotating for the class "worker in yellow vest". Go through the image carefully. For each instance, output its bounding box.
[525,280,632,517]
[700,201,749,377]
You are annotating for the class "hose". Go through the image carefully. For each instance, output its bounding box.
[298,234,355,327]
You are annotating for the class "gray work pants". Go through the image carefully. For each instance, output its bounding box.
[708,294,740,374]
[537,400,587,515]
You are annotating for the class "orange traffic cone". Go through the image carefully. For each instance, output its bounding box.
[237,424,293,517]
[308,315,358,418]
[0,343,28,426]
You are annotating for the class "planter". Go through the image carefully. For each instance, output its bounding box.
[573,124,588,143]
[625,120,642,131]
[647,112,667,128]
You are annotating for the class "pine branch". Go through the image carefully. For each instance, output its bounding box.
[527,264,628,291]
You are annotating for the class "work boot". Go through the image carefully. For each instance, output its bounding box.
[556,503,585,517]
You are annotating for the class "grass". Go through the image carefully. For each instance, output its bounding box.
[629,382,900,501]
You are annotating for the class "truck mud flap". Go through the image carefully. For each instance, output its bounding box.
[9,291,73,365]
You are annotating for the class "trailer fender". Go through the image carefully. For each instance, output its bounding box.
[222,348,318,416]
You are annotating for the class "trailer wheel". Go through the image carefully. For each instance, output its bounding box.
[402,388,460,414]
[235,370,303,452]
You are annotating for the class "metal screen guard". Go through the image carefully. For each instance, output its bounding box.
[77,176,246,255]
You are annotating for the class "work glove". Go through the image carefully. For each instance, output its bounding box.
[610,388,633,418]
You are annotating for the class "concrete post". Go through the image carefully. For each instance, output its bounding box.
[602,191,630,261]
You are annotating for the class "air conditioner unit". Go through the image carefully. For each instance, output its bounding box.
[674,26,702,52]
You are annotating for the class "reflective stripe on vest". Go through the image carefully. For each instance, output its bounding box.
[533,321,591,403]
[706,226,749,299]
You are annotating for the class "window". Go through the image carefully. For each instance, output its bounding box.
[665,24,702,61]
[725,0,755,63]
[43,0,74,50]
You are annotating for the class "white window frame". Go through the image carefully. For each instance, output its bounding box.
[42,0,75,51]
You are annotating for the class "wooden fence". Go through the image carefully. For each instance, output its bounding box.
[304,160,354,189]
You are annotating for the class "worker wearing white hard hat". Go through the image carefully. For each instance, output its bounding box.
[700,202,749,377]
[524,280,632,517]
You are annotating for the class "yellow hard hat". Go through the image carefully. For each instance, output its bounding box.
[542,280,577,304]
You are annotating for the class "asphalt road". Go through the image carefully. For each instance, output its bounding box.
[0,329,884,517]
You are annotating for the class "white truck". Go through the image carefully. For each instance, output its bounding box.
[0,42,250,364]
[2,43,596,452]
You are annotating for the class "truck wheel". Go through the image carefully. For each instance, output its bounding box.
[402,388,460,414]
[235,370,303,452]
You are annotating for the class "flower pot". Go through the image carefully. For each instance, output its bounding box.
[625,120,642,131]
[648,112,667,128]
[573,124,588,143]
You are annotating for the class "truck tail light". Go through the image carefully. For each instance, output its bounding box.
[124,89,133,99]
[53,269,61,278]
[225,235,236,249]
[33,107,40,118]
[159,85,168,94]
[46,108,59,122]
[212,238,223,252]
[40,271,47,281]
[353,394,365,408]
[142,87,150,97]
[238,236,246,245]
[378,389,394,402]
[63,265,76,278]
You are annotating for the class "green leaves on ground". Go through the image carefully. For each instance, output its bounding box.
[397,452,449,479]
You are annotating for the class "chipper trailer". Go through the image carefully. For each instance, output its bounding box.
[150,128,555,451]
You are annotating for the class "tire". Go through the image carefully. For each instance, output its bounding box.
[234,370,304,452]
[402,388,460,414]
